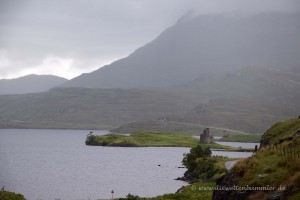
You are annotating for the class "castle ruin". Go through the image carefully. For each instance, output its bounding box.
[200,128,213,144]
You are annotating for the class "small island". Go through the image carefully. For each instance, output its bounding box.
[85,131,251,151]
[85,131,198,147]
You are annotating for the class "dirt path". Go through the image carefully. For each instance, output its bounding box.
[225,160,238,170]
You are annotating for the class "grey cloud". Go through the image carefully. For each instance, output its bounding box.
[0,0,299,78]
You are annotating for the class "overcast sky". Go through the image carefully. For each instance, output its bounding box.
[0,0,299,79]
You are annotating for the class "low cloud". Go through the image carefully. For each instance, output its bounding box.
[0,0,298,79]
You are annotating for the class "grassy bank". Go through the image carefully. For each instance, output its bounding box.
[261,118,300,145]
[232,142,300,199]
[215,118,300,199]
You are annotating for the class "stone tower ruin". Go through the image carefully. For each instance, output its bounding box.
[200,128,213,144]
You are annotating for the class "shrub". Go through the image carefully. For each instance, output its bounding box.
[182,145,225,181]
[85,133,96,145]
[0,190,26,200]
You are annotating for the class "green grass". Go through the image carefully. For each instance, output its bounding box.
[261,118,300,145]
[91,132,199,147]
[0,190,26,200]
[219,133,261,143]
[232,145,300,199]
[229,118,300,199]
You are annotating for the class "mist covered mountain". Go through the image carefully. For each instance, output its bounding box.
[0,74,68,94]
[61,13,300,89]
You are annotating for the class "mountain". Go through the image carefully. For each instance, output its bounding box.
[0,74,68,94]
[1,13,299,133]
[0,68,298,132]
[112,67,300,134]
[169,67,300,106]
[61,13,300,89]
[0,87,195,129]
[168,67,300,133]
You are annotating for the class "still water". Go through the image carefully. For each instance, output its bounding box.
[0,129,254,200]
[212,141,259,158]
[0,129,189,200]
[215,141,259,149]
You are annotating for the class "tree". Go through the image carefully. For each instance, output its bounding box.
[85,132,96,145]
[182,145,225,182]
[182,145,211,170]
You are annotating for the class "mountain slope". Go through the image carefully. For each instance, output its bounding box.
[0,87,195,129]
[61,13,300,89]
[113,67,299,134]
[169,67,300,105]
[166,97,298,134]
[0,74,68,94]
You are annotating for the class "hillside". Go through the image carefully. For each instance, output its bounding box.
[0,74,67,94]
[113,67,300,134]
[213,118,300,200]
[166,97,298,134]
[0,67,298,133]
[169,67,300,106]
[0,87,195,129]
[113,97,297,134]
[61,13,300,89]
